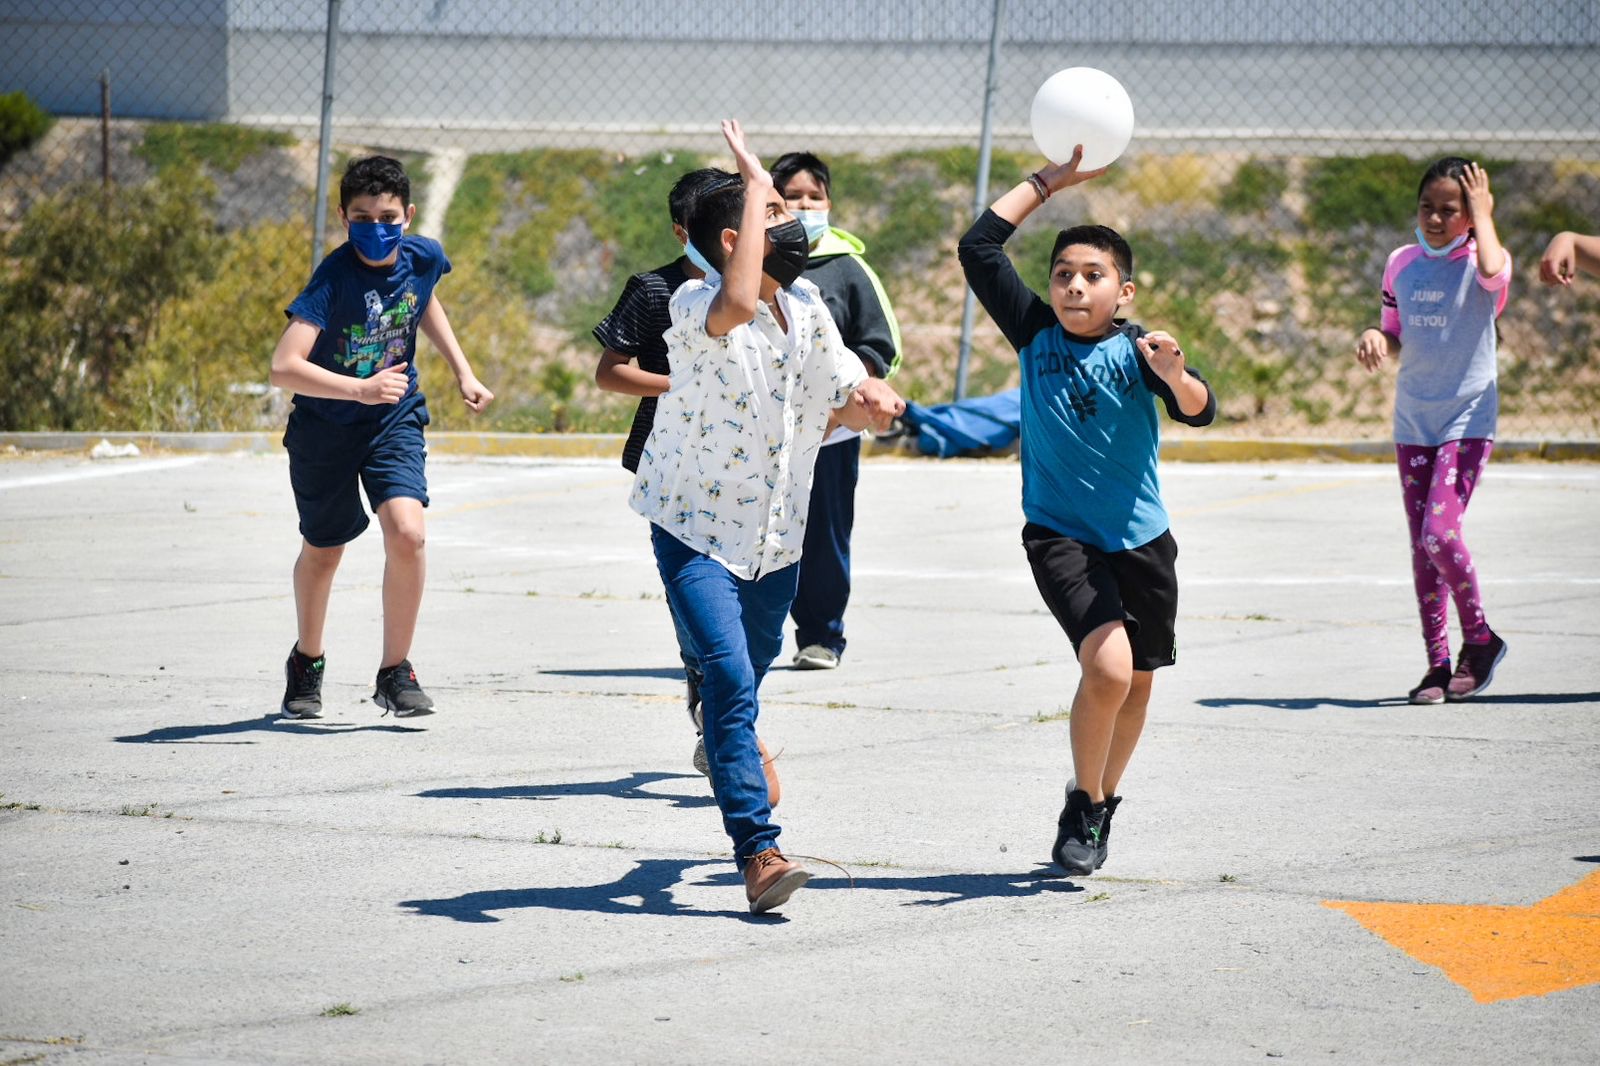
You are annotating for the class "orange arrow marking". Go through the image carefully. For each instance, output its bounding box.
[1324,870,1600,1004]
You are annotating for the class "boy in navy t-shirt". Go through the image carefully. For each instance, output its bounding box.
[957,146,1216,876]
[269,155,493,719]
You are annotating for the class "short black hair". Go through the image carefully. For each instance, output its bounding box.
[340,155,410,210]
[668,167,730,227]
[770,152,831,198]
[683,171,743,271]
[1051,224,1133,283]
[1417,156,1473,201]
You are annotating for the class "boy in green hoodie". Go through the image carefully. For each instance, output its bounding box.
[769,151,903,671]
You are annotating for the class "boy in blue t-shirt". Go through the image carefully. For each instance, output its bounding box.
[269,155,493,719]
[957,146,1216,876]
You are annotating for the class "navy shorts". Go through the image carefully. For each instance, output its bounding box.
[1021,523,1179,671]
[284,402,430,548]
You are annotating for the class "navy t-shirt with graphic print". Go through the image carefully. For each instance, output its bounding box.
[284,235,450,426]
[957,209,1216,552]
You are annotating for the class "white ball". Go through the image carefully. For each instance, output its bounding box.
[1030,67,1135,170]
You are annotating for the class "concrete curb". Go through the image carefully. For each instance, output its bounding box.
[2,430,1596,462]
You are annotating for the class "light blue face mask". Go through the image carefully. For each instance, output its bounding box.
[1415,227,1469,258]
[794,209,830,244]
[683,239,717,277]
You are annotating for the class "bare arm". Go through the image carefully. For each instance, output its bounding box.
[269,317,410,404]
[705,119,773,337]
[594,350,670,397]
[1460,163,1506,279]
[420,296,493,412]
[1540,231,1600,286]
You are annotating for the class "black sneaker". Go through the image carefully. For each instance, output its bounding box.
[373,659,434,717]
[1096,794,1122,870]
[1052,788,1105,876]
[1446,633,1507,701]
[281,645,325,719]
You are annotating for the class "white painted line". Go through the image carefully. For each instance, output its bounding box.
[0,456,208,491]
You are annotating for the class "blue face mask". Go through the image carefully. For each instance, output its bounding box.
[348,220,405,262]
[1415,226,1469,258]
[683,239,717,277]
[794,209,830,244]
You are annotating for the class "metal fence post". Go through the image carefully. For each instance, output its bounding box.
[310,0,342,270]
[954,0,1007,403]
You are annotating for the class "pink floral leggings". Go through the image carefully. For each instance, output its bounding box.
[1396,439,1493,667]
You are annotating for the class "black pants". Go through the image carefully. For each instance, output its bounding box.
[790,436,860,657]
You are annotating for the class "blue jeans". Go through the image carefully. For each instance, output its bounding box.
[791,436,859,657]
[655,532,703,711]
[650,524,798,865]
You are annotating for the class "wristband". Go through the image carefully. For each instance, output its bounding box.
[1027,172,1050,203]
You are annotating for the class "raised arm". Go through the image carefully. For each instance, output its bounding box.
[990,144,1108,227]
[706,120,775,337]
[1460,163,1506,280]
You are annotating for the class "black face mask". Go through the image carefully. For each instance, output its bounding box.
[762,218,810,288]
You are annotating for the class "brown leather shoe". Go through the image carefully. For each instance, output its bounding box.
[757,737,781,808]
[744,848,810,914]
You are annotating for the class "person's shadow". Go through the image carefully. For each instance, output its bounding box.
[538,667,687,680]
[1197,691,1600,711]
[115,715,428,744]
[399,859,1084,924]
[413,771,715,809]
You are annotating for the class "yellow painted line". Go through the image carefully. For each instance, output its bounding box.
[1323,870,1600,1003]
[1173,477,1367,518]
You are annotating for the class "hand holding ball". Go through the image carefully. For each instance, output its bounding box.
[1030,68,1134,170]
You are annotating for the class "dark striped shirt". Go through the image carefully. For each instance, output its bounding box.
[591,259,691,473]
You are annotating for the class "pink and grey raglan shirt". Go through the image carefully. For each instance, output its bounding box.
[1380,238,1512,445]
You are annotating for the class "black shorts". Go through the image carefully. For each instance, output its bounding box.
[1021,523,1179,671]
[284,403,430,549]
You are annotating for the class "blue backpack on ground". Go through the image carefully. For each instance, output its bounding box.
[898,389,1021,458]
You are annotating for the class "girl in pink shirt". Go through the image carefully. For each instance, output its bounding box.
[1355,157,1511,705]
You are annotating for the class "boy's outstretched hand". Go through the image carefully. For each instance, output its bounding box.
[457,373,494,413]
[1136,331,1187,384]
[1038,144,1111,196]
[722,119,772,189]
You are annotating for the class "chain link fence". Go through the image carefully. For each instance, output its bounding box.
[3,0,1597,439]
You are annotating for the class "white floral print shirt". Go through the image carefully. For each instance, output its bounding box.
[630,275,867,580]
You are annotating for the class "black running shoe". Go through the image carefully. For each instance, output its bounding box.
[373,659,434,717]
[1052,788,1105,876]
[1095,795,1122,870]
[281,645,325,719]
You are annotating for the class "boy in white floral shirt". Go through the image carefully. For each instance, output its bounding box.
[631,121,903,914]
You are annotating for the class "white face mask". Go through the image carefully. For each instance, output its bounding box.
[1415,227,1469,258]
[794,209,830,244]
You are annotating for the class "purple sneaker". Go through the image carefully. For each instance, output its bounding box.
[1446,633,1507,701]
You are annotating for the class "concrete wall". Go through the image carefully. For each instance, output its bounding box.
[2,1,1595,151]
